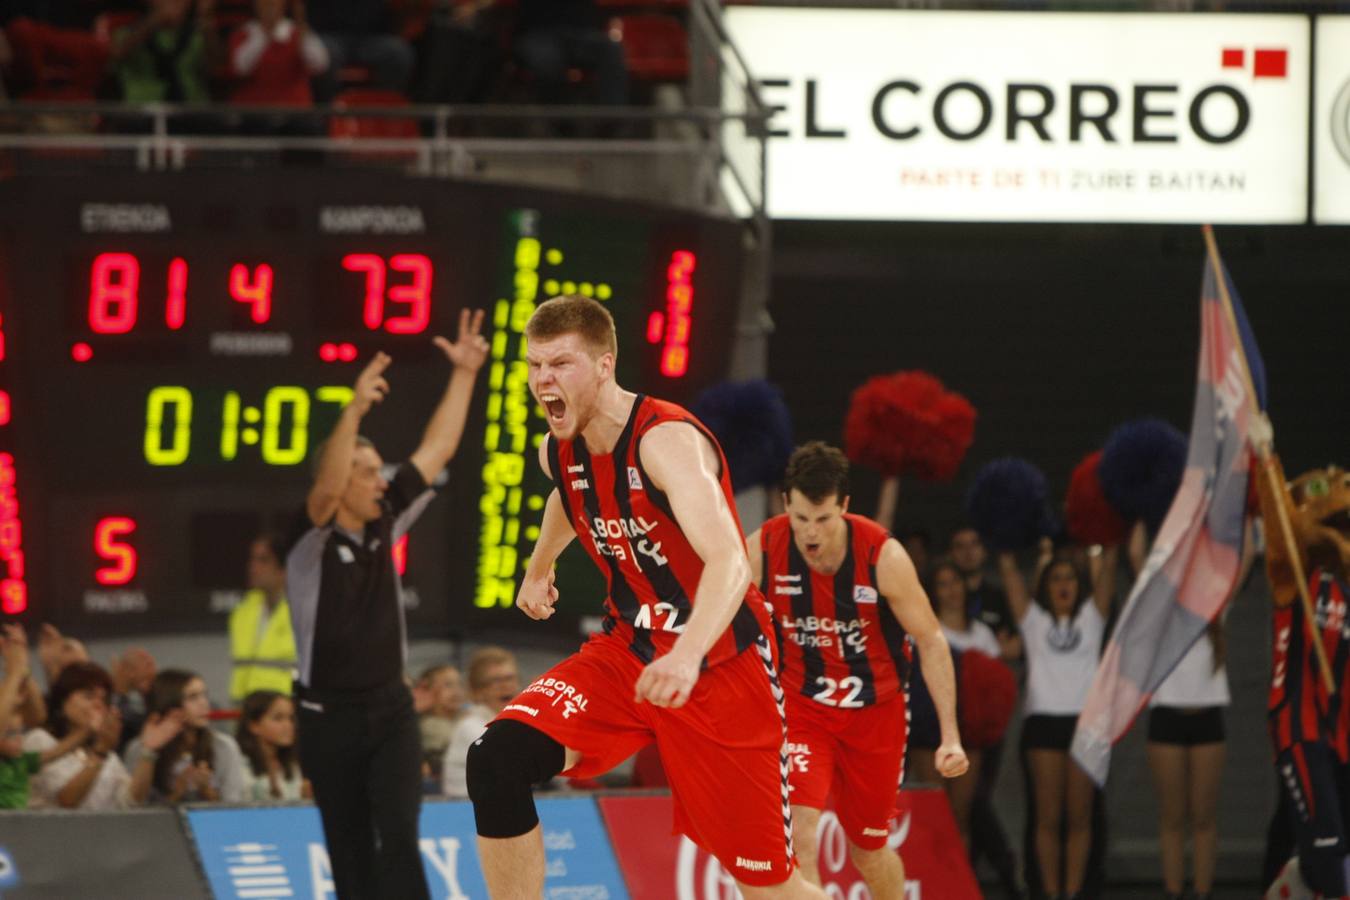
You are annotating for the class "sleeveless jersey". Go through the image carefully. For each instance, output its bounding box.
[1270,569,1350,760]
[548,395,770,667]
[758,513,911,708]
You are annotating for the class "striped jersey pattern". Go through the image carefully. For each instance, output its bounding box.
[1269,570,1350,760]
[548,395,770,667]
[758,513,911,707]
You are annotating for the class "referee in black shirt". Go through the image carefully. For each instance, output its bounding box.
[286,309,487,900]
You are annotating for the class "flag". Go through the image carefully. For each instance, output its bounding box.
[1071,244,1266,786]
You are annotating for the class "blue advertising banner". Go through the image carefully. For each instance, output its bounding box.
[185,797,628,900]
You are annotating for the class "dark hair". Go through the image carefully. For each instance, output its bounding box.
[147,669,214,797]
[235,691,298,787]
[926,558,970,625]
[525,294,618,358]
[1033,553,1092,618]
[252,532,288,569]
[782,441,850,505]
[45,662,113,740]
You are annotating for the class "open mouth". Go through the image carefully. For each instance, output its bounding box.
[540,392,566,423]
[1322,510,1350,533]
[805,542,820,554]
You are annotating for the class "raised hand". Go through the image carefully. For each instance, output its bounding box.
[140,709,186,752]
[350,351,392,417]
[432,308,489,373]
[94,707,123,754]
[516,568,559,621]
[1,623,28,679]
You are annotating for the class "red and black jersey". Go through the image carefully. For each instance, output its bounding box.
[547,395,771,667]
[1269,569,1350,760]
[758,513,911,708]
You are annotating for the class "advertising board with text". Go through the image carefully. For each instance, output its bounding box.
[726,9,1309,223]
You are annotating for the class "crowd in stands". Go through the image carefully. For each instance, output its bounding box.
[0,0,694,125]
[0,513,1242,899]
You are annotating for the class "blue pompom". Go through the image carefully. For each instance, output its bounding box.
[691,380,794,493]
[1098,418,1187,531]
[964,457,1057,553]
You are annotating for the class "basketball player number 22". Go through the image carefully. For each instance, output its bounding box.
[813,676,864,708]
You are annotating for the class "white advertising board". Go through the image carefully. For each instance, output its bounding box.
[725,9,1310,223]
[1314,17,1350,223]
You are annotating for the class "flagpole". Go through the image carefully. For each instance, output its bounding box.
[1201,224,1335,694]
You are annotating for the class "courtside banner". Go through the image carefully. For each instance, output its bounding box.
[1314,17,1350,223]
[0,809,209,899]
[597,788,978,899]
[186,798,628,899]
[725,8,1309,223]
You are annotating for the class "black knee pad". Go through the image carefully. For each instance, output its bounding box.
[467,719,566,838]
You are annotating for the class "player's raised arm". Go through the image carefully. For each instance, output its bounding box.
[632,422,751,708]
[307,352,390,526]
[410,308,489,484]
[877,537,969,779]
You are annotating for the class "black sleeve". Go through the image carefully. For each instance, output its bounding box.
[385,462,432,518]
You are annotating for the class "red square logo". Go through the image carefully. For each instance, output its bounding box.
[1253,48,1288,78]
[1221,47,1245,68]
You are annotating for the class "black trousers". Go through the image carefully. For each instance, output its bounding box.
[297,680,430,900]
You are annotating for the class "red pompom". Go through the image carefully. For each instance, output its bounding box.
[957,651,1016,749]
[843,371,976,482]
[1065,450,1127,546]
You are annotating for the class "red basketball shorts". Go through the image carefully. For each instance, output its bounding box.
[495,632,796,887]
[784,691,908,850]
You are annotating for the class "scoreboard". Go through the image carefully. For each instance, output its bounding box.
[0,172,745,636]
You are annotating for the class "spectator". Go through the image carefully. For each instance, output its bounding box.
[514,0,626,107]
[108,0,222,106]
[0,625,83,809]
[1000,540,1119,900]
[237,690,309,801]
[409,0,499,104]
[899,526,934,588]
[35,622,88,685]
[440,646,518,797]
[932,559,1001,661]
[23,660,176,810]
[229,534,299,704]
[950,527,1020,660]
[415,663,463,784]
[109,646,157,754]
[308,0,414,98]
[926,559,1010,853]
[124,668,247,804]
[229,0,328,112]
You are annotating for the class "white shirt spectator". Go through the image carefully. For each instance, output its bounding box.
[245,766,306,802]
[1150,634,1230,709]
[942,619,1001,658]
[123,730,248,803]
[23,729,131,810]
[231,19,329,76]
[1020,601,1106,716]
[441,703,494,798]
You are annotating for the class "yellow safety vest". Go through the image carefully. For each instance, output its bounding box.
[229,590,298,702]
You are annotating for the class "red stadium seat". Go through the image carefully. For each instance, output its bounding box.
[611,15,688,82]
[329,89,419,139]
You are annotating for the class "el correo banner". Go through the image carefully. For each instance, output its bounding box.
[725,9,1310,223]
[1314,17,1350,223]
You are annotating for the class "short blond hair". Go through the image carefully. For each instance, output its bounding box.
[526,294,617,359]
[467,646,516,691]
